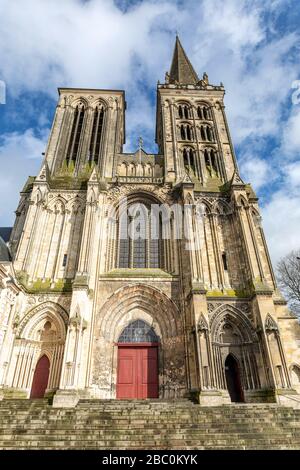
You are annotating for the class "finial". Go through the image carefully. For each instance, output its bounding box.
[138,136,143,150]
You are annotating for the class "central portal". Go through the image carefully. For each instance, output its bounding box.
[116,320,159,399]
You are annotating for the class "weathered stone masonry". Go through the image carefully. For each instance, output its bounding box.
[1,36,300,407]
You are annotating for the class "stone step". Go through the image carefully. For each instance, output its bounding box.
[1,400,300,449]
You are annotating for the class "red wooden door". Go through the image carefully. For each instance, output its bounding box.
[30,355,50,399]
[117,344,158,399]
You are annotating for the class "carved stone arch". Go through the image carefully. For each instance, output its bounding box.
[290,364,300,386]
[196,100,211,107]
[87,187,97,203]
[250,207,262,228]
[16,301,68,340]
[198,314,209,331]
[212,199,232,216]
[195,198,212,215]
[92,284,185,398]
[66,197,84,213]
[184,192,194,205]
[96,284,181,343]
[180,120,193,127]
[16,196,29,214]
[34,188,43,205]
[236,194,249,208]
[10,302,68,394]
[210,304,256,344]
[90,97,108,110]
[265,314,279,333]
[47,196,67,212]
[69,97,89,109]
[177,99,191,106]
[113,190,167,212]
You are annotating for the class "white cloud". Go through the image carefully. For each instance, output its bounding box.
[240,155,270,190]
[0,129,47,224]
[0,0,299,264]
[284,161,300,189]
[262,191,300,265]
[281,108,300,156]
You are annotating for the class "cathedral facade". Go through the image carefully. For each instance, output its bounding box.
[1,37,300,407]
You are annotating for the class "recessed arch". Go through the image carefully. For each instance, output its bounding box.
[92,284,185,399]
[11,302,68,395]
[17,301,68,340]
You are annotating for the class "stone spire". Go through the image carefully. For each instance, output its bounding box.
[168,35,199,85]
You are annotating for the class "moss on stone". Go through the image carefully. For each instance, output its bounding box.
[16,271,72,293]
[103,268,173,278]
[206,288,250,298]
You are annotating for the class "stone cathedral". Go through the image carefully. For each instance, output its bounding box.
[1,37,300,408]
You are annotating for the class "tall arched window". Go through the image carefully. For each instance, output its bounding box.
[184,105,190,119]
[203,107,209,120]
[204,148,218,176]
[183,148,196,174]
[180,124,193,141]
[66,104,85,166]
[118,203,163,269]
[178,104,190,119]
[180,125,186,140]
[207,126,214,142]
[89,105,105,164]
[118,320,159,343]
[200,125,214,142]
[197,105,211,120]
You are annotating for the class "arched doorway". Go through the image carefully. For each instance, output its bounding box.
[225,354,244,403]
[116,320,159,399]
[30,355,50,398]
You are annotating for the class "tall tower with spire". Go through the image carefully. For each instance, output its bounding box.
[0,37,300,408]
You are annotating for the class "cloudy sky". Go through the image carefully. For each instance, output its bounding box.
[0,0,300,264]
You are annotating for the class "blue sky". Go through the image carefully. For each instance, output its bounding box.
[0,0,300,263]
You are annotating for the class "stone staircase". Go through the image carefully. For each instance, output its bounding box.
[1,399,300,449]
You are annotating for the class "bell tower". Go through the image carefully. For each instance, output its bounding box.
[156,36,238,187]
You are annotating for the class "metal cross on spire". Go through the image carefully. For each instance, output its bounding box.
[138,136,143,173]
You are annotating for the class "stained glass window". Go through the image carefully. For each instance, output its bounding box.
[118,320,159,343]
[118,203,163,269]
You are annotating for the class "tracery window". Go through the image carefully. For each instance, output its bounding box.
[197,105,211,120]
[89,105,105,164]
[200,125,214,142]
[204,148,219,176]
[180,124,193,141]
[118,320,159,343]
[178,104,190,119]
[66,104,85,165]
[183,148,196,174]
[118,203,163,269]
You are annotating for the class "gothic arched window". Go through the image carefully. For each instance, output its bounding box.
[181,124,193,141]
[186,125,191,141]
[118,203,163,269]
[178,105,183,119]
[207,126,214,142]
[197,105,211,120]
[180,125,186,140]
[66,104,85,166]
[204,148,218,176]
[183,148,196,174]
[200,126,206,141]
[89,105,105,164]
[118,320,159,343]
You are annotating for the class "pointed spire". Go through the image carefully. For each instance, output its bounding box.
[35,161,50,183]
[168,36,199,85]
